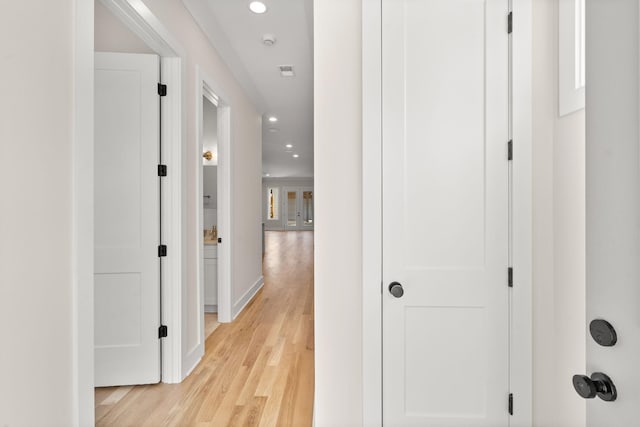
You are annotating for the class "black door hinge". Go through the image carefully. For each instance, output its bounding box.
[508,12,513,34]
[218,237,222,244]
[508,393,514,415]
[158,83,167,97]
[158,164,167,177]
[508,267,514,287]
[508,140,513,161]
[158,245,167,257]
[158,325,168,338]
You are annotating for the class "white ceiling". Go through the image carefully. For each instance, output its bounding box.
[183,0,314,178]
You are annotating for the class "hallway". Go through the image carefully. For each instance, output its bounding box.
[95,231,314,426]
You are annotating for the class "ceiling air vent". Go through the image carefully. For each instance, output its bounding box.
[279,65,295,77]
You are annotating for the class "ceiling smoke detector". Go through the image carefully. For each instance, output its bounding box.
[262,34,276,46]
[279,65,295,77]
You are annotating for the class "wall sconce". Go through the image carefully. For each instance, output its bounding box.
[203,151,213,161]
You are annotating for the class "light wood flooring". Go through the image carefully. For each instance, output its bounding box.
[95,231,314,426]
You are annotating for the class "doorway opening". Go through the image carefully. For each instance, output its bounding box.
[194,68,234,367]
[201,94,220,342]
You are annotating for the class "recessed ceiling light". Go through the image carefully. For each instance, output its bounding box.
[249,1,267,14]
[293,154,299,158]
[285,144,293,148]
[265,173,270,177]
[268,116,278,122]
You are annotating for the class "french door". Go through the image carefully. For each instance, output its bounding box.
[284,187,314,230]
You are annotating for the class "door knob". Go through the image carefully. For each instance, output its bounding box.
[572,372,617,401]
[388,282,404,298]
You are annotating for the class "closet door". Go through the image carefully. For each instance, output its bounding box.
[382,1,510,425]
[94,52,161,386]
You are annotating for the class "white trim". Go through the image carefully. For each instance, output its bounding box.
[361,0,382,424]
[361,1,533,424]
[195,66,234,326]
[160,56,185,384]
[72,0,95,424]
[232,276,265,320]
[510,1,533,425]
[217,105,233,323]
[559,0,586,116]
[204,304,218,313]
[98,0,182,57]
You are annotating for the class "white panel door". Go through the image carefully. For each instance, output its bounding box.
[382,1,510,425]
[583,1,640,425]
[94,52,161,386]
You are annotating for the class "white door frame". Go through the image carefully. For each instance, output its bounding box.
[361,0,533,425]
[73,1,186,423]
[97,0,186,386]
[196,66,233,329]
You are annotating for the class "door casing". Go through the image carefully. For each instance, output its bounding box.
[72,1,187,423]
[195,67,233,329]
[362,0,533,424]
[96,0,186,386]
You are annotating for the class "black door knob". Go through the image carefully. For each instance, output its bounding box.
[572,372,617,402]
[388,282,404,298]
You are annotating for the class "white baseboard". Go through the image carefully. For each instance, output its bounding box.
[204,304,218,313]
[181,355,202,380]
[232,276,264,320]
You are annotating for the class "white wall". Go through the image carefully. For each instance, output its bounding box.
[0,1,79,424]
[532,1,586,426]
[95,1,154,53]
[262,177,313,230]
[314,0,363,424]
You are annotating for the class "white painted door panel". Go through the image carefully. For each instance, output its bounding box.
[382,1,510,425]
[585,1,640,425]
[94,52,160,386]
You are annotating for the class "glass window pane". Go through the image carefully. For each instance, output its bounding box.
[267,188,279,220]
[287,191,297,227]
[302,191,313,226]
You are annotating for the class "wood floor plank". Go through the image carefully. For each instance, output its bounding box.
[95,231,314,426]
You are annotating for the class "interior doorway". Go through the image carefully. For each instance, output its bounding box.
[93,0,186,392]
[201,94,221,342]
[195,67,234,369]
